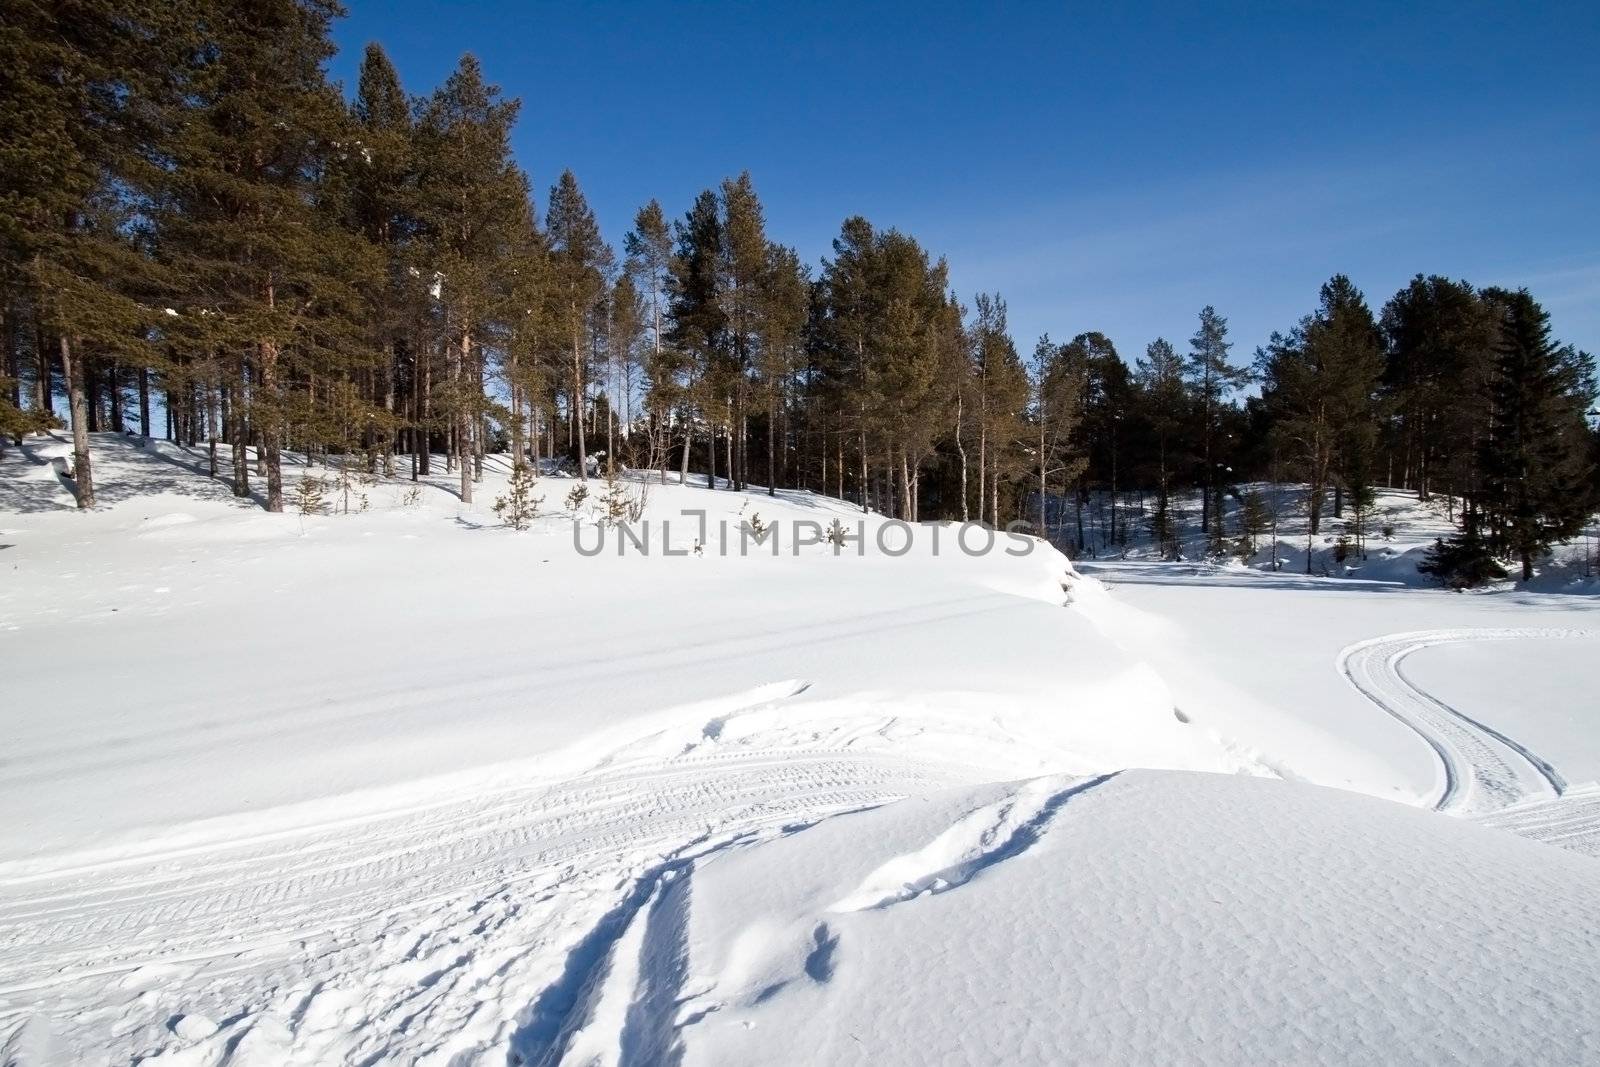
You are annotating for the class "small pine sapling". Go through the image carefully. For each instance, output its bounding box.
[294,473,327,515]
[1236,489,1269,560]
[564,483,590,513]
[493,463,543,530]
[598,468,631,525]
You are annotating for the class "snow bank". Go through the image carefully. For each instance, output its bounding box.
[543,771,1600,1066]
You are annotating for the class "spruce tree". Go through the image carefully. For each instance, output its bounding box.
[1475,289,1595,580]
[546,170,613,482]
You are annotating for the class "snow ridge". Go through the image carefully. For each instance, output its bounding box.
[829,772,1115,912]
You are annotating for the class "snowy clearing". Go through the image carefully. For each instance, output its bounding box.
[1,431,1597,1065]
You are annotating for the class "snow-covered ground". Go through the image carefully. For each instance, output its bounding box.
[0,431,1596,1065]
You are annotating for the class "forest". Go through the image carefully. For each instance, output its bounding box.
[3,1,1597,583]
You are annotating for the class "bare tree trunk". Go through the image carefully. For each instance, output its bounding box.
[108,360,123,432]
[767,391,777,496]
[259,340,283,512]
[977,423,987,522]
[899,447,911,519]
[418,341,432,476]
[206,364,219,478]
[3,305,19,444]
[858,429,868,512]
[955,396,969,523]
[571,317,588,483]
[678,411,690,486]
[708,422,717,489]
[58,336,94,508]
[459,330,473,503]
[230,370,249,498]
[138,364,150,437]
[34,315,51,413]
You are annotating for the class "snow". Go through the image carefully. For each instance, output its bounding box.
[546,772,1600,1066]
[0,430,1596,1064]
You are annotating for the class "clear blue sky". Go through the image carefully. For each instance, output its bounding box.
[330,1,1600,365]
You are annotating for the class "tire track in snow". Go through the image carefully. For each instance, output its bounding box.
[1336,628,1591,815]
[0,749,965,998]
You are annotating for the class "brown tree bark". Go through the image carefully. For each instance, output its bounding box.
[58,336,95,507]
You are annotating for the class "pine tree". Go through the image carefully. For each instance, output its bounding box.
[669,191,727,489]
[1185,306,1248,543]
[414,54,529,503]
[1136,337,1187,556]
[0,0,176,505]
[624,200,678,480]
[346,43,416,477]
[759,243,809,496]
[1031,336,1087,540]
[1380,275,1495,505]
[547,170,613,483]
[1475,289,1595,580]
[718,172,768,491]
[159,0,376,513]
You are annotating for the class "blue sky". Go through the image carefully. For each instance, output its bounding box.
[329,1,1600,365]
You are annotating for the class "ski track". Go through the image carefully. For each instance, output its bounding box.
[1337,628,1594,819]
[0,678,982,1065]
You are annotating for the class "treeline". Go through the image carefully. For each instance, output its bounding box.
[2,3,1596,579]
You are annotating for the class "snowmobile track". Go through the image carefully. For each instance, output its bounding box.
[1337,628,1591,815]
[0,749,967,997]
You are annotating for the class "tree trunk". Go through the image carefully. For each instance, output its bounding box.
[259,340,283,512]
[418,342,432,476]
[206,366,219,478]
[858,429,868,512]
[34,316,51,413]
[955,396,969,522]
[58,336,94,508]
[678,411,690,486]
[459,330,473,503]
[108,361,123,432]
[138,365,151,437]
[767,392,777,496]
[571,317,588,483]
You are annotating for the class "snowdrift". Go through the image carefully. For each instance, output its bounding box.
[539,770,1600,1066]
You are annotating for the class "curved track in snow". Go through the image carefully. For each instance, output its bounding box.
[1337,628,1592,815]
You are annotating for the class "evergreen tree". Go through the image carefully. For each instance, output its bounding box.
[544,170,611,483]
[1380,275,1495,509]
[1136,337,1187,556]
[624,199,677,480]
[758,243,809,496]
[414,54,529,502]
[1184,306,1248,543]
[1475,289,1595,580]
[667,190,725,489]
